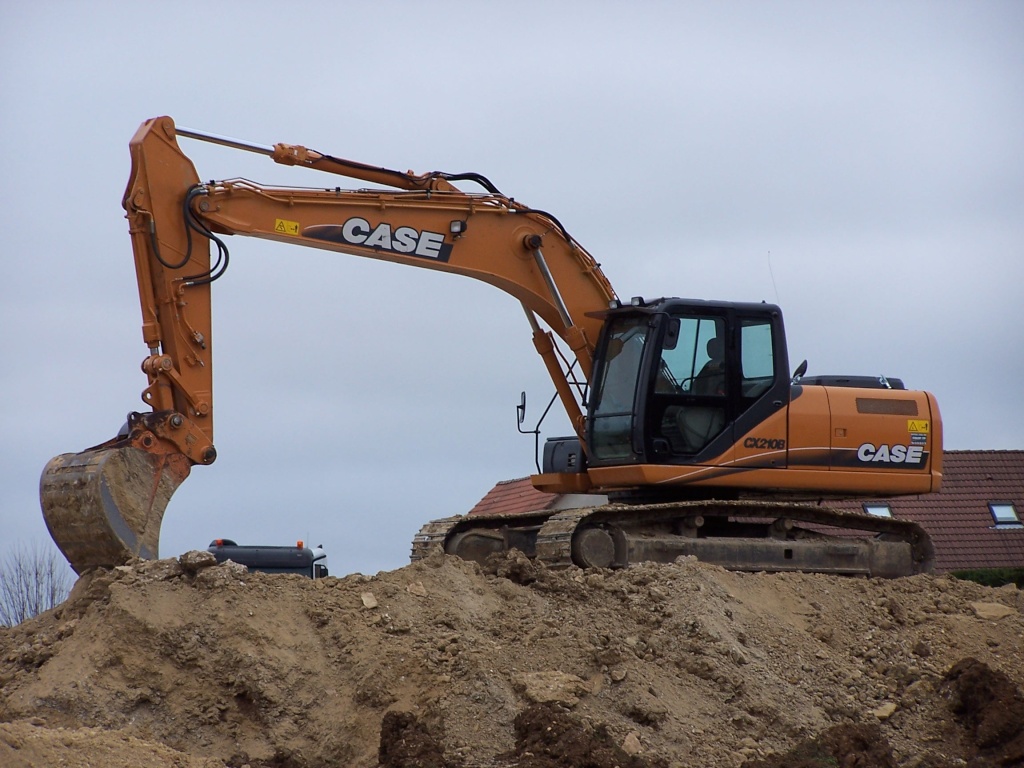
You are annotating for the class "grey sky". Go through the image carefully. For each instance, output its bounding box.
[2,1,1021,577]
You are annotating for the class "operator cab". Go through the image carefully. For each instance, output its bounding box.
[570,298,790,469]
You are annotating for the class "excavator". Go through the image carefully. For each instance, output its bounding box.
[40,116,942,579]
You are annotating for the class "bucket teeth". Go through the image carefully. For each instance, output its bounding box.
[40,446,190,574]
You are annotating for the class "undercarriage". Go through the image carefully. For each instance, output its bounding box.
[412,500,934,577]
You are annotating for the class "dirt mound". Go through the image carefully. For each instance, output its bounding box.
[1,551,1022,767]
[744,657,1024,768]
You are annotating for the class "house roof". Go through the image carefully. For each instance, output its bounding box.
[467,450,1024,573]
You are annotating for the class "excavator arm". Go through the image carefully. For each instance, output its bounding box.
[41,116,616,573]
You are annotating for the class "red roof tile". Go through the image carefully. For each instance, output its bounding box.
[467,477,554,517]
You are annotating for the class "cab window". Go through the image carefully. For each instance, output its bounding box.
[656,316,725,396]
[739,318,775,398]
[590,316,649,460]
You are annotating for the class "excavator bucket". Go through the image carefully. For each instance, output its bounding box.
[40,443,190,574]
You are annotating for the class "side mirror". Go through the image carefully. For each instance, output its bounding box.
[663,318,680,351]
[517,391,527,427]
[791,359,808,383]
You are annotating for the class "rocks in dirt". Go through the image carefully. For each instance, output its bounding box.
[619,692,669,729]
[482,548,543,585]
[872,701,898,720]
[127,558,184,582]
[178,550,217,574]
[194,559,248,588]
[514,671,591,707]
[621,731,643,755]
[970,601,1018,621]
[407,581,428,597]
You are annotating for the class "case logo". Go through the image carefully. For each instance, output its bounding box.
[856,443,925,465]
[303,218,452,261]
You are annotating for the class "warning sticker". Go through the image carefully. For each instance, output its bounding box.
[274,218,300,236]
[908,420,930,433]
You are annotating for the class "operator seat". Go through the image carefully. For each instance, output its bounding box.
[674,336,726,452]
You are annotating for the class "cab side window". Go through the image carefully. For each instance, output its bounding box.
[740,318,775,398]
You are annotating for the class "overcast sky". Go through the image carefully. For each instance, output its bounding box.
[2,1,1021,578]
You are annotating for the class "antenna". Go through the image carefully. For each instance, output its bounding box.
[767,250,781,304]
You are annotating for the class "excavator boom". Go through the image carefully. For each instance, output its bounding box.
[41,116,616,573]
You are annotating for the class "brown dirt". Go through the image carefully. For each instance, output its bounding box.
[0,550,1022,767]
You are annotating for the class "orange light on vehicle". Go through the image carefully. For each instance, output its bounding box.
[297,540,304,549]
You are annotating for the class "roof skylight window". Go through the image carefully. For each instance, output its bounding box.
[989,502,1021,527]
[863,503,893,518]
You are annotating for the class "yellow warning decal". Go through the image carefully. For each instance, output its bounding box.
[274,218,300,236]
[908,420,929,433]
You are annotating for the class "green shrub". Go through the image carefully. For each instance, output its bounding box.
[950,568,1024,589]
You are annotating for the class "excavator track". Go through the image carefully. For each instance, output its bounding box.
[412,500,934,577]
[410,516,465,562]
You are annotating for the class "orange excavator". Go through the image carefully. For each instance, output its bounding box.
[40,116,941,578]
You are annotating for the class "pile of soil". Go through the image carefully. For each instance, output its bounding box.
[0,550,1021,767]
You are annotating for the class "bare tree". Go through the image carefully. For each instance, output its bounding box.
[0,542,73,626]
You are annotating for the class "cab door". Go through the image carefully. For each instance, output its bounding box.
[645,309,790,468]
[646,313,731,461]
[730,316,789,469]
